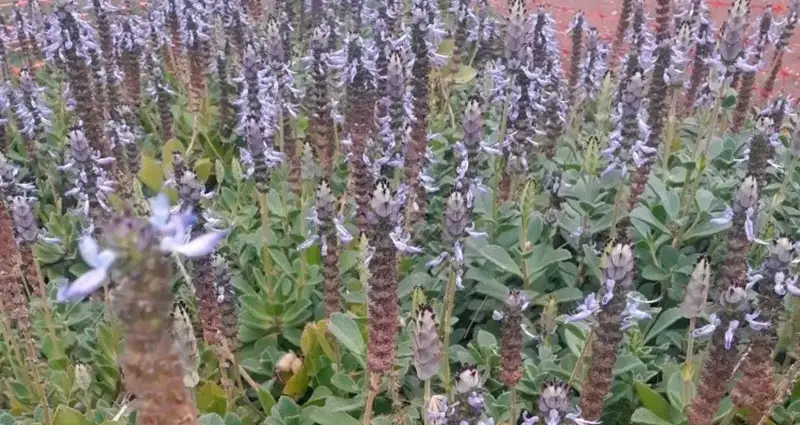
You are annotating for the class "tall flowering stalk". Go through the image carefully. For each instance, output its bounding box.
[686,3,714,110]
[499,0,529,201]
[343,27,377,233]
[687,176,760,425]
[316,180,343,316]
[566,11,584,109]
[306,25,335,177]
[577,244,635,421]
[180,0,212,116]
[450,0,469,75]
[0,157,33,358]
[500,290,527,418]
[54,2,109,158]
[763,0,800,101]
[732,238,795,422]
[746,116,777,186]
[165,0,184,80]
[216,42,234,138]
[13,68,53,162]
[147,9,175,141]
[214,257,239,353]
[116,12,146,110]
[264,18,299,167]
[626,0,673,223]
[11,7,37,69]
[235,42,282,193]
[60,125,116,232]
[91,0,122,122]
[719,0,749,78]
[366,179,402,376]
[610,0,634,69]
[57,195,227,425]
[0,16,10,80]
[732,8,773,132]
[11,197,43,299]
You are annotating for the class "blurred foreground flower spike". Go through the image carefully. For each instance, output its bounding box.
[57,193,229,302]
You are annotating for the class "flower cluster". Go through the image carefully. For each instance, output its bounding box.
[56,193,229,302]
[520,380,600,425]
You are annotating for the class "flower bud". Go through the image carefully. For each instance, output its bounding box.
[444,191,468,240]
[733,176,759,213]
[74,363,92,391]
[538,380,570,415]
[411,305,441,381]
[681,257,711,319]
[455,364,480,394]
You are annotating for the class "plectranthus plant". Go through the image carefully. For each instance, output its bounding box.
[213,256,239,354]
[499,0,531,201]
[115,11,147,110]
[165,0,184,79]
[55,197,227,425]
[719,0,749,78]
[566,11,585,109]
[732,237,796,422]
[217,0,247,59]
[763,0,800,102]
[51,1,110,159]
[466,0,502,66]
[303,23,338,178]
[578,26,607,104]
[90,0,122,122]
[686,2,715,110]
[411,304,440,382]
[235,42,283,193]
[573,244,641,422]
[296,180,353,317]
[602,71,647,204]
[106,112,141,208]
[59,125,116,233]
[615,0,651,104]
[10,195,58,300]
[745,115,778,187]
[10,6,39,69]
[732,7,774,132]
[374,49,409,177]
[426,365,494,425]
[264,18,300,169]
[180,0,212,115]
[499,290,527,417]
[342,19,378,233]
[13,68,53,163]
[453,97,496,204]
[687,176,765,425]
[449,0,469,75]
[146,8,176,141]
[406,0,445,224]
[519,380,600,425]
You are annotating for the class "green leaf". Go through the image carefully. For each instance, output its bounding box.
[476,330,497,348]
[330,373,359,393]
[52,406,92,425]
[640,265,669,281]
[138,155,164,192]
[257,385,277,414]
[644,307,682,344]
[631,408,673,425]
[630,207,671,234]
[535,287,582,305]
[197,381,228,415]
[683,220,731,240]
[282,364,309,399]
[478,245,522,277]
[308,409,360,425]
[451,65,477,84]
[525,246,572,281]
[613,354,645,375]
[199,414,226,425]
[634,382,670,420]
[327,313,365,359]
[0,412,14,425]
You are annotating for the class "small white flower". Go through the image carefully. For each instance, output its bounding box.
[601,278,615,305]
[565,293,600,323]
[390,227,423,254]
[745,310,770,331]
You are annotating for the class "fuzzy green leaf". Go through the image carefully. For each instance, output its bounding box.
[478,245,522,277]
[631,408,673,425]
[634,382,670,420]
[327,313,365,360]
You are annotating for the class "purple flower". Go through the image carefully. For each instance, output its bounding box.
[724,320,740,350]
[565,293,600,323]
[692,313,720,338]
[56,236,117,302]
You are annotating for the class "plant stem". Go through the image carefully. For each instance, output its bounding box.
[568,329,594,386]
[423,379,431,425]
[363,372,379,425]
[682,317,696,405]
[509,387,519,424]
[660,92,679,176]
[440,270,457,391]
[259,191,273,292]
[33,261,61,359]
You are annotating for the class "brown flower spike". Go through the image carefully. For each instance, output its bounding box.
[579,243,635,422]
